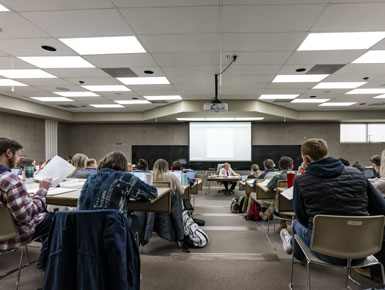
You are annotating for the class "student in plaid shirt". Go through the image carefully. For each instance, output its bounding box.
[0,137,52,251]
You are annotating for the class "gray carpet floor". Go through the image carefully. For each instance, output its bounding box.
[0,187,378,290]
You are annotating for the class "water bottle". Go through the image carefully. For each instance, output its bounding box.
[182,171,188,186]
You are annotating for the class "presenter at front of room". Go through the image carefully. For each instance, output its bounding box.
[219,162,239,195]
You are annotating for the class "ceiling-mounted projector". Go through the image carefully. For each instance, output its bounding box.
[203,102,228,112]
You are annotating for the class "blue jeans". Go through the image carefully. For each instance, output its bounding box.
[291,220,349,266]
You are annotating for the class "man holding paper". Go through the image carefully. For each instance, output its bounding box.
[0,137,52,251]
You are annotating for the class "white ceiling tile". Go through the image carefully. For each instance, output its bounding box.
[113,0,219,8]
[66,78,122,86]
[277,65,314,74]
[1,0,114,11]
[222,75,274,84]
[262,88,309,94]
[227,52,291,65]
[222,33,306,52]
[138,34,219,53]
[129,67,165,77]
[44,68,110,78]
[226,64,281,75]
[265,82,316,90]
[335,64,385,74]
[17,78,73,87]
[324,74,385,83]
[311,3,385,32]
[152,52,219,66]
[21,9,134,38]
[84,54,158,68]
[39,85,84,93]
[0,38,77,56]
[162,66,217,77]
[120,7,219,34]
[224,0,330,3]
[287,51,364,65]
[129,84,176,92]
[0,57,35,69]
[0,12,49,38]
[223,4,326,32]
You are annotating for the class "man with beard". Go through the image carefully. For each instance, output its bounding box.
[0,137,51,251]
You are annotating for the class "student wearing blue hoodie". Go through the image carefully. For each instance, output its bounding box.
[280,138,385,265]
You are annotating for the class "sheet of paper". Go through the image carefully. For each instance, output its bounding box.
[46,188,77,196]
[34,155,75,188]
[59,180,85,189]
[280,187,293,200]
[259,179,271,187]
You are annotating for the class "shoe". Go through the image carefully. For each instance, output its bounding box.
[259,208,271,221]
[230,190,235,194]
[225,191,231,196]
[280,229,293,255]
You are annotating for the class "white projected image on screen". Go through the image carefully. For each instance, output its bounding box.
[207,128,234,159]
[189,122,251,161]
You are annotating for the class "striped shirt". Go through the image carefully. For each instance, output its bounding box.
[0,171,47,251]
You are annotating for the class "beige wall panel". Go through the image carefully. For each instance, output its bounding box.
[341,143,385,167]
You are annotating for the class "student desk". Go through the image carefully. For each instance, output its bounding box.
[26,183,173,214]
[205,176,242,194]
[276,187,295,216]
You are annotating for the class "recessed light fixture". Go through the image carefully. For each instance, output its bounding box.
[0,79,27,86]
[319,102,356,107]
[206,118,236,121]
[298,32,385,51]
[0,4,9,11]
[346,88,385,94]
[272,75,329,83]
[144,95,182,101]
[117,77,170,85]
[0,69,57,79]
[374,94,385,99]
[54,91,99,97]
[59,36,146,55]
[176,118,206,121]
[352,50,385,63]
[313,82,366,89]
[144,70,154,74]
[18,56,94,68]
[291,99,329,103]
[41,45,56,52]
[82,85,131,92]
[259,94,299,100]
[114,100,151,105]
[295,68,306,72]
[309,95,317,98]
[31,97,73,102]
[90,104,124,108]
[234,117,264,121]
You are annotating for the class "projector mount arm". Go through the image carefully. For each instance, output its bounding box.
[213,55,237,104]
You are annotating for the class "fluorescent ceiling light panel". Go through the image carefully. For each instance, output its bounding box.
[54,91,99,97]
[259,94,299,100]
[374,94,385,99]
[90,104,124,108]
[31,97,73,102]
[272,75,328,83]
[59,36,146,55]
[313,82,366,89]
[206,118,235,121]
[18,56,94,68]
[0,69,56,79]
[0,4,9,11]
[117,77,170,85]
[291,99,329,103]
[115,100,151,105]
[346,88,385,94]
[144,95,182,101]
[176,118,206,121]
[319,102,356,107]
[234,117,264,121]
[298,32,385,51]
[0,79,27,86]
[81,85,130,92]
[352,50,385,63]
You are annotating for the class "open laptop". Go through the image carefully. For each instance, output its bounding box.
[363,168,375,179]
[170,171,182,182]
[241,174,249,182]
[11,168,21,175]
[186,170,195,180]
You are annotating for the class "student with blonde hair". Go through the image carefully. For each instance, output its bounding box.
[153,159,184,196]
[68,153,92,179]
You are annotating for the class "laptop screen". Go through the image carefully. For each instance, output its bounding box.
[363,168,375,179]
[170,171,182,182]
[186,170,195,180]
[133,171,146,182]
[241,174,249,182]
[11,168,21,175]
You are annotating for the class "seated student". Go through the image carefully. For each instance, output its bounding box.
[68,153,93,179]
[85,158,97,174]
[78,151,157,219]
[0,137,52,251]
[127,163,134,173]
[258,159,278,179]
[18,156,36,170]
[260,156,294,232]
[172,160,194,186]
[297,161,307,174]
[352,161,364,172]
[247,164,260,179]
[370,152,385,196]
[280,138,385,266]
[153,159,184,196]
[371,155,381,178]
[338,157,350,166]
[135,158,149,171]
[219,162,239,195]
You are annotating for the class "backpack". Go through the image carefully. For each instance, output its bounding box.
[182,210,209,248]
[248,201,262,221]
[230,196,245,213]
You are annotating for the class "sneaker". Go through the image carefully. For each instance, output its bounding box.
[280,229,293,255]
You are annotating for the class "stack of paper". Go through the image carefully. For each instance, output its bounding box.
[34,156,75,188]
[280,187,294,200]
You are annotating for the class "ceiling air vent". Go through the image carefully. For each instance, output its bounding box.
[273,100,292,103]
[307,64,345,75]
[58,104,79,108]
[149,100,168,104]
[101,68,137,78]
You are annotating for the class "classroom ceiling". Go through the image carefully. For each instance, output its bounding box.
[1,0,385,122]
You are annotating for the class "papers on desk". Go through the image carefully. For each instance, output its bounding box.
[34,155,75,188]
[280,187,293,200]
[28,187,76,196]
[59,180,85,189]
[258,179,271,187]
